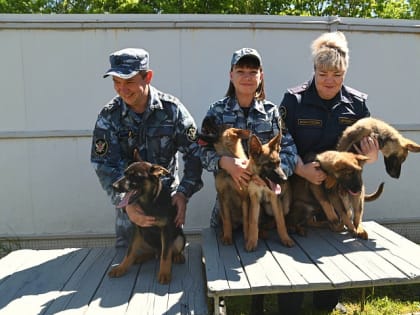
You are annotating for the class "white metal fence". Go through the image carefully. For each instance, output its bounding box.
[0,14,419,242]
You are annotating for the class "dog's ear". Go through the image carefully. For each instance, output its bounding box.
[236,128,251,140]
[324,175,337,189]
[404,139,420,152]
[133,148,142,162]
[248,134,262,156]
[268,133,281,151]
[150,165,170,177]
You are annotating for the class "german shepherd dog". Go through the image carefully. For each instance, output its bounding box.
[200,117,294,251]
[337,117,420,178]
[201,118,251,245]
[287,151,383,239]
[109,161,186,284]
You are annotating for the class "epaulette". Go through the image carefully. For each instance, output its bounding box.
[345,86,368,101]
[102,99,121,113]
[158,90,179,104]
[287,82,309,94]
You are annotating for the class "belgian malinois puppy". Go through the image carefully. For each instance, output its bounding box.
[109,161,186,284]
[337,117,420,178]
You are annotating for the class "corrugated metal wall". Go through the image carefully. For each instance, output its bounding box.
[0,14,419,241]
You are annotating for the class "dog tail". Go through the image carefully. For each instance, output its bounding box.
[364,182,385,202]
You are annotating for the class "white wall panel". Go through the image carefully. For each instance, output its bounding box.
[0,14,419,238]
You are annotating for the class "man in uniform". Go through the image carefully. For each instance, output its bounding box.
[91,48,203,247]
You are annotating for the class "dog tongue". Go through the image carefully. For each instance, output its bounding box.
[117,191,134,208]
[268,179,282,195]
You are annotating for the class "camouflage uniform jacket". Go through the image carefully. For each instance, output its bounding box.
[91,85,203,207]
[200,96,298,176]
[199,97,298,227]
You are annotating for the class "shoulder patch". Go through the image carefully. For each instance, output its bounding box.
[279,105,287,120]
[186,125,198,142]
[94,139,108,156]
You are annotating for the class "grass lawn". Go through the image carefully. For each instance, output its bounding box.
[214,284,420,314]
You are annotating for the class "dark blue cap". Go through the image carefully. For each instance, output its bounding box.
[103,48,149,79]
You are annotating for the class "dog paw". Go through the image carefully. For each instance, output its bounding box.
[281,237,295,248]
[356,228,368,240]
[173,253,185,264]
[329,221,345,232]
[158,272,171,284]
[221,235,233,245]
[245,238,258,252]
[108,265,127,278]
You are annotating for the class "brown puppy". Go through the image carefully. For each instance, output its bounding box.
[200,117,293,250]
[200,116,251,245]
[246,134,294,251]
[288,151,383,239]
[337,117,420,178]
[109,161,185,284]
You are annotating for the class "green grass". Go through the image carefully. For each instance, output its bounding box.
[212,284,420,315]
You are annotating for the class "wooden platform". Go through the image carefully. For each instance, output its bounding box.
[0,242,208,315]
[202,221,420,315]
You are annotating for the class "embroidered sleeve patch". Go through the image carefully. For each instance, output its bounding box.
[186,125,198,142]
[279,105,287,120]
[94,139,108,156]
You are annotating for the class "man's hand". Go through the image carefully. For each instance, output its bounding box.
[172,192,188,227]
[125,203,156,227]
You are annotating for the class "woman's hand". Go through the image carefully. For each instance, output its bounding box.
[219,156,252,190]
[353,136,379,163]
[125,203,156,227]
[294,156,326,185]
[302,161,327,185]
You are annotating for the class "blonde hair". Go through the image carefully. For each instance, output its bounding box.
[311,31,349,72]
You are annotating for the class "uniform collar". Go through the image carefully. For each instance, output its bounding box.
[303,78,352,107]
[227,97,266,114]
[120,85,162,118]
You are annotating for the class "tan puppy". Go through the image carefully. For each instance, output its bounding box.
[200,117,294,250]
[337,117,420,178]
[288,151,383,239]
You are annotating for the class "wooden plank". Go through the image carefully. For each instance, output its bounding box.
[360,222,420,281]
[290,229,356,288]
[180,243,208,315]
[202,228,249,296]
[84,248,137,315]
[0,248,88,315]
[316,227,409,286]
[165,243,208,315]
[234,232,292,293]
[42,247,118,315]
[126,256,159,315]
[266,232,332,291]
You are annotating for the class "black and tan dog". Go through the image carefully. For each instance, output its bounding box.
[109,161,186,284]
[200,116,293,251]
[246,134,294,251]
[337,117,420,178]
[287,151,383,239]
